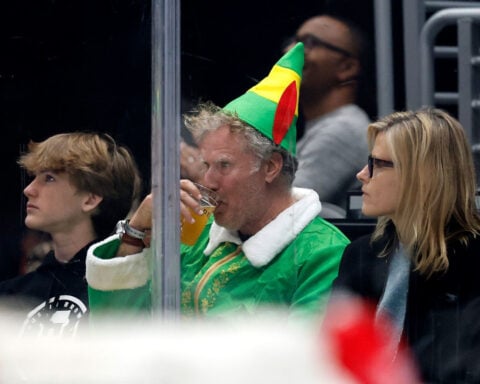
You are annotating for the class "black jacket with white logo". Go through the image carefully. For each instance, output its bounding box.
[0,242,93,336]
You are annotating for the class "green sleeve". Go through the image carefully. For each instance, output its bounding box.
[291,241,346,314]
[87,236,152,320]
[290,220,349,317]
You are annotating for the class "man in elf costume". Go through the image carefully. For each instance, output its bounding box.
[86,43,349,317]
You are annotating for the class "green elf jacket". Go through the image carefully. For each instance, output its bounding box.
[86,188,349,318]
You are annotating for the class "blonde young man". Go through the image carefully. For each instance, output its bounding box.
[0,132,141,335]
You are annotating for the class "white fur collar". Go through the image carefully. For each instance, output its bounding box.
[204,188,321,267]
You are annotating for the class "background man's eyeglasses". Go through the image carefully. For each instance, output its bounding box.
[368,155,394,178]
[290,34,354,57]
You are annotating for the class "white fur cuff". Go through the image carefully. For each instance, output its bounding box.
[86,235,151,291]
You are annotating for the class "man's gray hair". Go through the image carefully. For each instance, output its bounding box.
[184,101,298,184]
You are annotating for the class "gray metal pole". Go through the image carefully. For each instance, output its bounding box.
[403,0,425,110]
[374,0,395,117]
[151,0,181,318]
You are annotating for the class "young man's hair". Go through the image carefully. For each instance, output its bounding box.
[19,132,142,238]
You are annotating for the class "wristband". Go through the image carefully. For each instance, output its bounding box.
[116,219,146,247]
[124,219,146,239]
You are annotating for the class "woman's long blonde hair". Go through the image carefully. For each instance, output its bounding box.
[370,108,480,276]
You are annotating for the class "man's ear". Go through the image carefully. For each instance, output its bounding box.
[82,193,103,213]
[264,152,283,183]
[337,57,360,84]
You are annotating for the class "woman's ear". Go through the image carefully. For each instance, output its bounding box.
[264,152,283,183]
[82,193,103,213]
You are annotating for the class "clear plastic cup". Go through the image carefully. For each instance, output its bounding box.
[180,183,217,245]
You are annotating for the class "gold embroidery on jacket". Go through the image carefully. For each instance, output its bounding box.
[194,246,243,314]
[199,257,244,314]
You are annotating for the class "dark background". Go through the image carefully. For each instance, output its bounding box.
[0,0,386,279]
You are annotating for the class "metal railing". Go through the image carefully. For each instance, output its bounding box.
[419,8,480,142]
[374,0,480,142]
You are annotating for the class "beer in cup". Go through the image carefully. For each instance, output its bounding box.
[181,184,217,245]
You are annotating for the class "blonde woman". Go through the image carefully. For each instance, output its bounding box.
[331,108,480,383]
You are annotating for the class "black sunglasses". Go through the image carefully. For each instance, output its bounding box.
[368,155,394,178]
[289,34,354,58]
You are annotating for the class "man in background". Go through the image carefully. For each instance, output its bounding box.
[287,14,371,215]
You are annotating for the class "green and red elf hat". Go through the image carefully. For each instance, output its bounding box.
[223,42,304,155]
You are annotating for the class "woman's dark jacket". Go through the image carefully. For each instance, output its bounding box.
[332,230,480,383]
